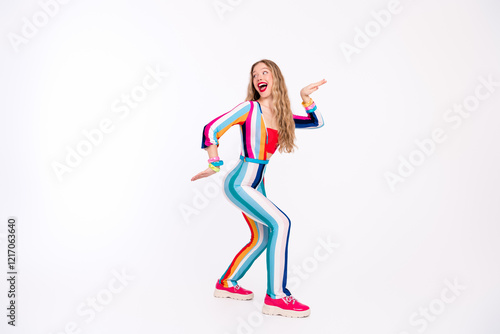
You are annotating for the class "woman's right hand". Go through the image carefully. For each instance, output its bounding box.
[191,167,217,181]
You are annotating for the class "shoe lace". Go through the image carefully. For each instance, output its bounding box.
[234,285,241,291]
[284,295,297,304]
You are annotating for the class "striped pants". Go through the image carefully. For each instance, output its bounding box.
[219,158,292,299]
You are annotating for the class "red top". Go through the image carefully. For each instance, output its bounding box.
[266,128,279,154]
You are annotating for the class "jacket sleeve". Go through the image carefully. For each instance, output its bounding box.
[293,100,324,129]
[201,100,252,149]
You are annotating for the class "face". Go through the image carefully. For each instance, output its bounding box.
[252,62,273,98]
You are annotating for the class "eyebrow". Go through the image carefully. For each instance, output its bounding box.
[252,67,270,74]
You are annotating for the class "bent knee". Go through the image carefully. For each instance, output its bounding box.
[268,214,291,232]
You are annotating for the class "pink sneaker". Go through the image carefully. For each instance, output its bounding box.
[262,294,311,318]
[214,280,254,300]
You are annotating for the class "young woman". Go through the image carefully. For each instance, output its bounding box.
[191,59,326,318]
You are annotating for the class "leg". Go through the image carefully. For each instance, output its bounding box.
[256,176,292,298]
[223,163,292,299]
[218,212,269,287]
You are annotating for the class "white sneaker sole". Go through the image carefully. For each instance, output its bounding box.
[262,304,311,318]
[214,289,254,300]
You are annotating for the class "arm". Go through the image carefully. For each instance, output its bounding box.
[205,144,219,160]
[201,100,252,149]
[293,97,324,129]
[192,101,251,182]
[294,79,327,129]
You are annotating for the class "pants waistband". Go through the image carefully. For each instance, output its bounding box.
[240,155,269,165]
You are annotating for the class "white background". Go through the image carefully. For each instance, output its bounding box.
[1,0,500,333]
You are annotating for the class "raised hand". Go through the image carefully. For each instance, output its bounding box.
[300,78,327,100]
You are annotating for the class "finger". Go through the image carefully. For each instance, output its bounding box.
[313,79,326,87]
[200,171,210,177]
[313,79,327,87]
[191,171,205,181]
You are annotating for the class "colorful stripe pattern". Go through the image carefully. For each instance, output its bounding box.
[220,158,292,299]
[202,99,325,298]
[293,101,324,129]
[201,100,324,160]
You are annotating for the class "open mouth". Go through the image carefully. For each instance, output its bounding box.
[258,82,268,93]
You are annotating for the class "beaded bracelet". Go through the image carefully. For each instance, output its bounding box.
[208,163,220,172]
[211,160,224,167]
[301,97,314,108]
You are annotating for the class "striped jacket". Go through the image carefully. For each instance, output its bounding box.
[201,100,324,161]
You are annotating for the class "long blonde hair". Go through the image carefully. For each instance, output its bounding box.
[245,59,297,153]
